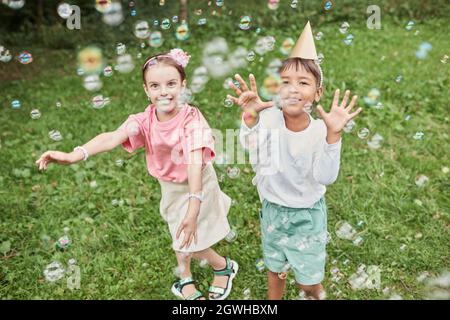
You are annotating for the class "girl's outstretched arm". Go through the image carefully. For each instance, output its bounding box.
[176,149,203,250]
[35,129,129,171]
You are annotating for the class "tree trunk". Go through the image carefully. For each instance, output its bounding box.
[179,0,188,23]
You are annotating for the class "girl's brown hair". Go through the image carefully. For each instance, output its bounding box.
[142,53,186,84]
[279,58,322,87]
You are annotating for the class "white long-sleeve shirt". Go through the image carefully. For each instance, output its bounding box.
[239,107,342,208]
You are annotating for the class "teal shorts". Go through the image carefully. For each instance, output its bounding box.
[260,197,328,285]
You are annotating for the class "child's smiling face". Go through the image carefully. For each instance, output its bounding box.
[143,64,186,113]
[279,62,322,117]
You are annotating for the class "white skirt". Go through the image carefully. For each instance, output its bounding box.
[158,163,231,253]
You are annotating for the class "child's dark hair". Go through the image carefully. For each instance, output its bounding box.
[279,58,322,87]
[142,53,186,84]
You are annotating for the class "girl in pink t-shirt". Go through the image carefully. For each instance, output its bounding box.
[35,48,238,300]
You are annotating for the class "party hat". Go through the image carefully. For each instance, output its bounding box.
[289,21,318,60]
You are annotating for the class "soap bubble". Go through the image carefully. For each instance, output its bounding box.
[357,128,370,139]
[223,98,233,108]
[115,54,135,74]
[315,32,324,41]
[57,3,73,19]
[17,51,33,64]
[7,0,25,10]
[227,166,240,178]
[175,23,190,41]
[290,0,299,9]
[78,46,103,74]
[103,65,113,77]
[317,53,324,64]
[423,271,450,300]
[197,17,207,26]
[48,130,63,142]
[116,43,126,55]
[363,88,380,106]
[102,2,124,26]
[56,235,71,250]
[324,1,333,11]
[83,74,103,91]
[95,0,112,13]
[267,0,279,10]
[225,229,237,242]
[30,109,41,120]
[339,22,350,34]
[335,221,357,240]
[367,133,383,149]
[412,131,424,140]
[115,159,124,167]
[134,21,150,39]
[91,95,110,109]
[239,16,252,30]
[343,119,355,133]
[343,34,354,45]
[11,100,21,109]
[405,21,415,31]
[280,38,294,56]
[243,288,251,299]
[161,18,171,30]
[415,175,429,187]
[0,46,12,63]
[43,261,65,282]
[255,258,265,272]
[149,31,164,47]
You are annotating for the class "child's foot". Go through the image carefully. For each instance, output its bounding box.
[209,257,239,300]
[171,277,205,300]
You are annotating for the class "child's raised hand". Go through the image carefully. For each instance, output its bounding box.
[35,150,75,171]
[317,89,362,135]
[227,74,272,114]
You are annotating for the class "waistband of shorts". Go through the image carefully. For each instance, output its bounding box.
[262,197,325,212]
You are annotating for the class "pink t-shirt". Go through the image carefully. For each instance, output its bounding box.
[118,104,216,183]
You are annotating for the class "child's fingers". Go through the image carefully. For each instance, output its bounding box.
[345,95,358,112]
[226,95,239,105]
[186,233,193,248]
[234,74,249,92]
[249,74,258,92]
[332,89,340,108]
[228,81,242,96]
[316,104,326,119]
[176,224,184,240]
[340,90,350,108]
[349,107,363,119]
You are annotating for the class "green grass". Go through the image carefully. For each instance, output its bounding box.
[0,14,449,300]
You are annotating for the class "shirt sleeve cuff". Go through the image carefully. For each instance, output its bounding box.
[324,138,342,152]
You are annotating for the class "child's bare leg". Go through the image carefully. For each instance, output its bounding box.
[175,251,204,299]
[268,270,286,300]
[192,248,228,292]
[298,283,325,300]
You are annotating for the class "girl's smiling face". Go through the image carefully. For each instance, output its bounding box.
[279,61,322,117]
[143,64,186,113]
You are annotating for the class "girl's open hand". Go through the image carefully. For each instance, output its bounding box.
[227,74,272,114]
[35,151,75,171]
[176,215,198,250]
[317,89,362,134]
